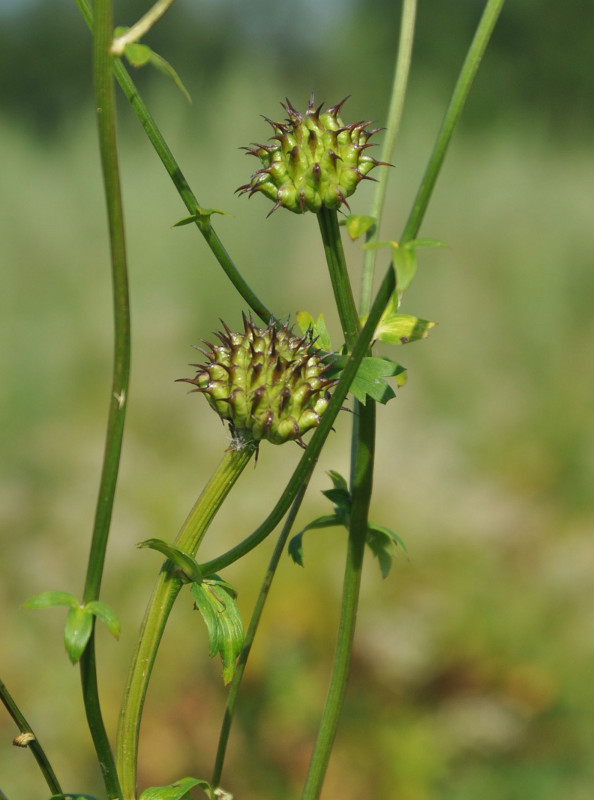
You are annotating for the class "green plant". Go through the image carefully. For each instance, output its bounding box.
[0,0,505,798]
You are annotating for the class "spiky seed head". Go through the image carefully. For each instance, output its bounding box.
[237,93,388,216]
[181,315,336,447]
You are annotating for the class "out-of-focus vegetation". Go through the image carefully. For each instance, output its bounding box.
[1,2,593,799]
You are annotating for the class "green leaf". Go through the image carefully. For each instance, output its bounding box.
[296,311,332,352]
[341,214,376,240]
[85,601,121,639]
[366,523,408,579]
[191,579,244,685]
[115,26,192,104]
[349,356,406,404]
[288,513,343,567]
[173,205,231,228]
[321,487,351,514]
[139,776,214,800]
[373,312,436,346]
[23,591,78,610]
[326,470,348,493]
[138,538,202,583]
[392,243,418,296]
[64,606,93,664]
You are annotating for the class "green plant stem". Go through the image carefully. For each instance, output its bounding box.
[301,401,375,800]
[317,207,360,350]
[400,0,506,244]
[116,445,254,800]
[212,466,314,790]
[80,0,130,797]
[198,260,395,578]
[75,0,272,325]
[302,206,378,798]
[360,0,417,315]
[0,677,63,796]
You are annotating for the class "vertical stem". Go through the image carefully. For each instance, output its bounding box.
[117,446,254,800]
[316,207,360,350]
[360,0,417,315]
[301,402,375,800]
[304,207,376,800]
[81,0,130,797]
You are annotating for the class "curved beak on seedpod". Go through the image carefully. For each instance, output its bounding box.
[179,315,337,449]
[237,93,389,216]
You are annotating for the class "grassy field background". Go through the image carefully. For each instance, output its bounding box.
[2,6,594,798]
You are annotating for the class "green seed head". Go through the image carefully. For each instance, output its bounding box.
[182,315,336,447]
[237,94,387,216]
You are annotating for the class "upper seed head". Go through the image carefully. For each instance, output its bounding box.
[237,93,388,216]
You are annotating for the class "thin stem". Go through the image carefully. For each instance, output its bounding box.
[301,401,375,800]
[116,445,254,800]
[75,0,272,325]
[212,466,315,790]
[111,0,177,55]
[360,0,417,315]
[0,676,63,796]
[81,0,130,796]
[317,207,360,351]
[400,0,506,244]
[199,260,395,578]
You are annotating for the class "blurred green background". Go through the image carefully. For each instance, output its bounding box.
[2,1,594,798]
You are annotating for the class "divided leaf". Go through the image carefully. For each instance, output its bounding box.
[289,472,407,577]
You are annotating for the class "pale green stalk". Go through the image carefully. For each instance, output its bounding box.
[360,0,417,315]
[111,0,177,55]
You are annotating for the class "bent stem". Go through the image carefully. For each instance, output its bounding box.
[0,677,63,797]
[75,0,272,325]
[116,445,254,800]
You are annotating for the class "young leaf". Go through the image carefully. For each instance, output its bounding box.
[366,523,408,578]
[349,356,406,404]
[85,601,121,639]
[114,26,192,104]
[139,776,214,800]
[296,311,332,352]
[173,206,231,228]
[191,579,244,685]
[288,514,343,567]
[372,312,436,346]
[326,470,348,493]
[64,606,93,664]
[342,214,376,241]
[23,591,79,610]
[138,538,202,583]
